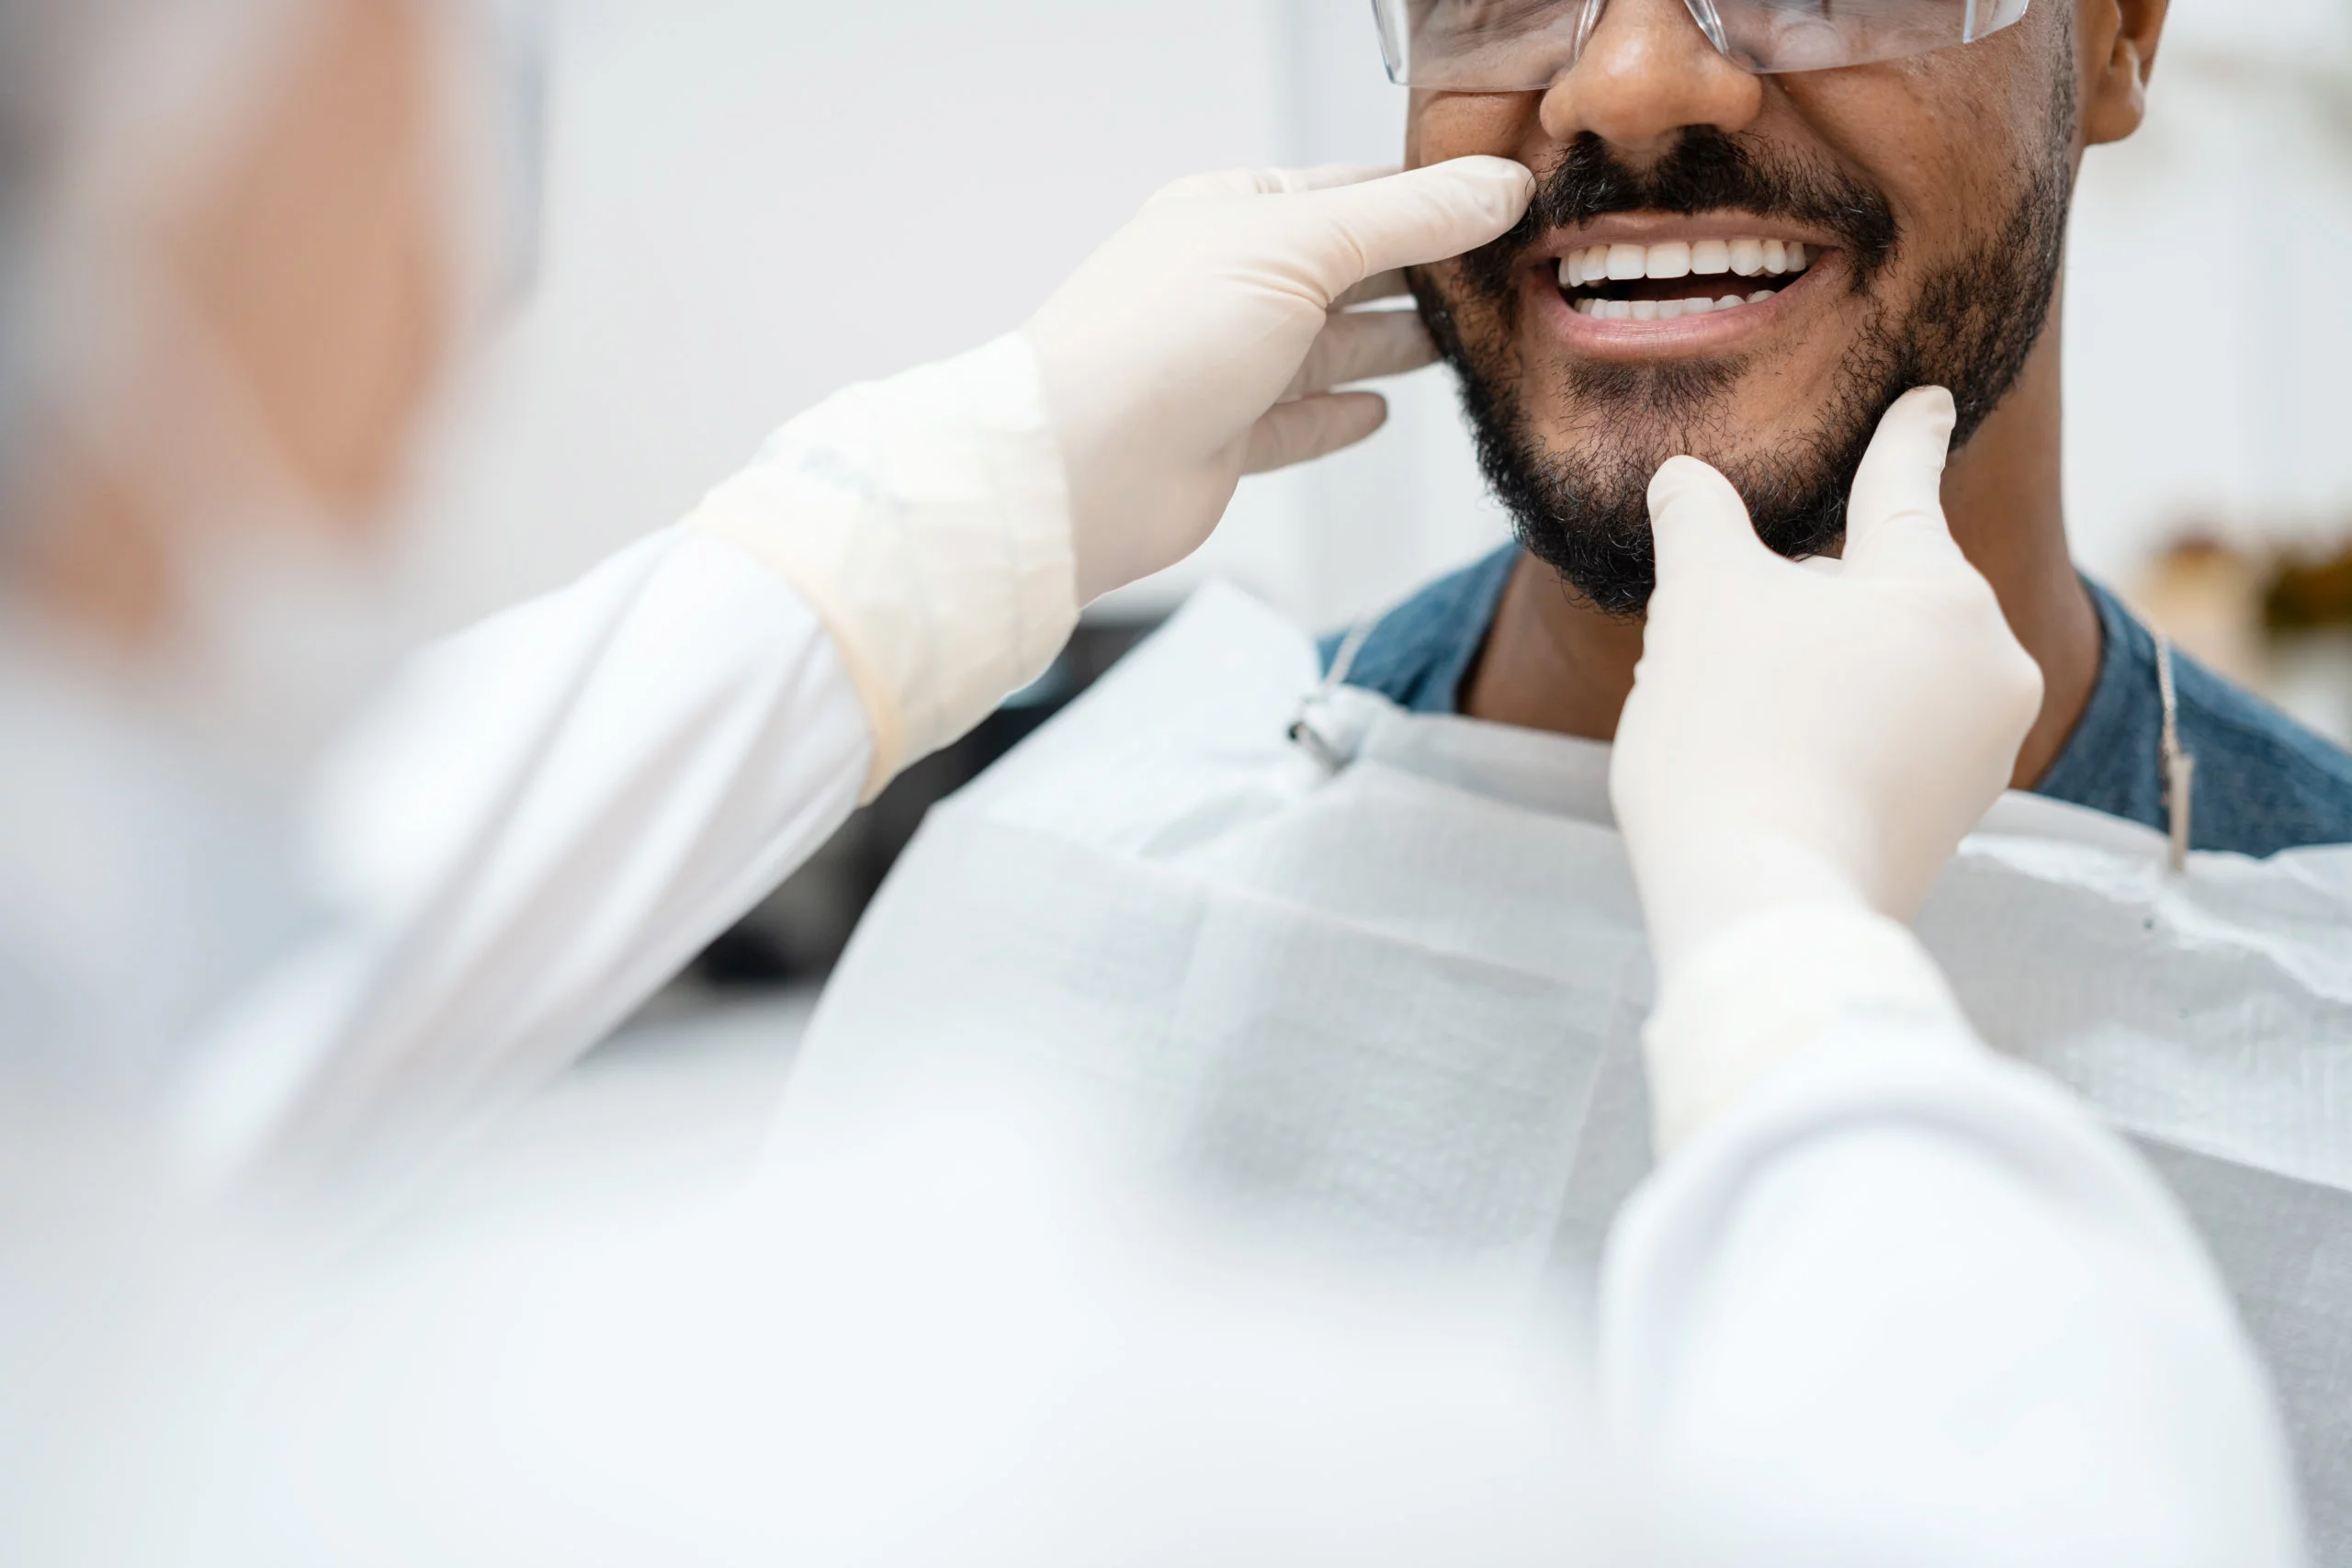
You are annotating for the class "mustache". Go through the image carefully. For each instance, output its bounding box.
[1456,127,1899,299]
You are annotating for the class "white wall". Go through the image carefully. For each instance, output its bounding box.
[2064,0,2352,579]
[412,0,1308,630]
[414,0,2352,639]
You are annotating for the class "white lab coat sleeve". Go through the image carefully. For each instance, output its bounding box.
[183,338,1079,1179]
[687,333,1078,799]
[1600,906,2306,1568]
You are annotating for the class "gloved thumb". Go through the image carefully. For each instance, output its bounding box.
[1647,456,1767,585]
[1288,158,1535,301]
[1843,387,1962,580]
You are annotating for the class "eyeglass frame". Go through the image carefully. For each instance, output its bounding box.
[1370,0,2034,90]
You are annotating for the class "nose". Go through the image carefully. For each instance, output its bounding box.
[1539,0,1764,155]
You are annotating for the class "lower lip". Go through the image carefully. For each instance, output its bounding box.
[1530,254,1842,358]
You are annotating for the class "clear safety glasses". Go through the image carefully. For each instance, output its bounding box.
[1372,0,2030,89]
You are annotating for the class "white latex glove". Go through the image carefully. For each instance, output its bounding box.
[1026,159,1535,604]
[1610,388,2046,984]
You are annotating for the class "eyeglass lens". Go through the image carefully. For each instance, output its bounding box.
[1374,0,2030,87]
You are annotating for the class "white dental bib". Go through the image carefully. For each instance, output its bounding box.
[777,583,2352,1558]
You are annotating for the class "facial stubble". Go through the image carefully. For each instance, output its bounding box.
[1414,81,2077,618]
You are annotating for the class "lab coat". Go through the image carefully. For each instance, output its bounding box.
[0,338,2303,1562]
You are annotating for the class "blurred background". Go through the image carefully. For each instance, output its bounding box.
[402,0,2352,1015]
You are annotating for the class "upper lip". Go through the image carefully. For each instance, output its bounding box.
[1528,213,1843,262]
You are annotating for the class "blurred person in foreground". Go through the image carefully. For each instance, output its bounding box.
[0,0,2306,1563]
[0,0,1511,1159]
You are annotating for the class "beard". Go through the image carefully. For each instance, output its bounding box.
[1412,92,2076,618]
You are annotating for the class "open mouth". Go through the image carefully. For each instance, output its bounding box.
[1555,237,1815,321]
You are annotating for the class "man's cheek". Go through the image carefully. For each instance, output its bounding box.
[1790,66,2041,277]
[1407,93,1533,167]
[1418,260,1521,366]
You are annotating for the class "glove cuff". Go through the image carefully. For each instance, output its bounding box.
[1644,902,1973,1159]
[688,334,1080,800]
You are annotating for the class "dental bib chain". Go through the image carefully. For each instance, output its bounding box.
[2157,630,2197,874]
[1289,614,1379,774]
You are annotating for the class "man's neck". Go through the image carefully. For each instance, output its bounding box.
[1462,334,2102,791]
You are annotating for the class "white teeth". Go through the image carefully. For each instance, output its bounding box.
[1569,289,1811,323]
[1558,234,1815,321]
[1563,238,1812,292]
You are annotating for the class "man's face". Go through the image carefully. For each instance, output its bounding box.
[1408,0,2080,615]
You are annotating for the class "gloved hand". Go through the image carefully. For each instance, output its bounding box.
[1610,388,2046,984]
[693,159,1530,803]
[1025,159,1535,604]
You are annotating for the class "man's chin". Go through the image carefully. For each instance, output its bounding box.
[1553,355,1750,427]
[1489,427,1859,616]
[1430,301,1882,612]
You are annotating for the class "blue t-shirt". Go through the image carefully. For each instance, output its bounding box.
[1321,545,2352,857]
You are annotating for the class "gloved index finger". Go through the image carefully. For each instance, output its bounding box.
[1843,387,1962,580]
[1283,309,1436,401]
[1291,157,1535,299]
